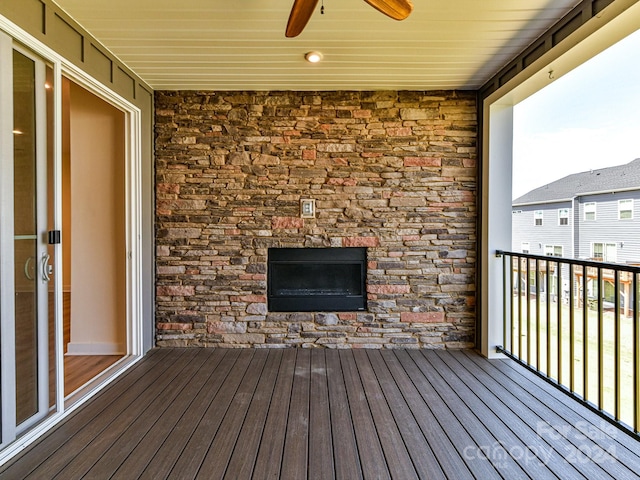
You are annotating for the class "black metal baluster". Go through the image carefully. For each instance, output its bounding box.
[511,255,516,356]
[547,259,552,379]
[526,257,531,365]
[635,273,640,432]
[536,259,541,371]
[518,256,523,359]
[583,267,589,402]
[558,261,563,384]
[615,269,620,421]
[503,252,508,353]
[569,263,575,393]
[598,267,604,410]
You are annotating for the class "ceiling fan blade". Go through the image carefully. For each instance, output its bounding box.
[363,0,413,20]
[286,0,320,37]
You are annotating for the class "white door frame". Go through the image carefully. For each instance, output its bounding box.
[0,16,144,463]
[0,29,18,450]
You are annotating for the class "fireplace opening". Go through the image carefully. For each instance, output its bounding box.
[268,247,367,312]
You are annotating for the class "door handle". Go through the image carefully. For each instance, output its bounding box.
[41,253,51,282]
[24,256,34,280]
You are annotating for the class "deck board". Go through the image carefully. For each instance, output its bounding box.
[308,350,335,480]
[281,348,311,479]
[165,349,255,479]
[325,348,362,480]
[250,348,297,479]
[339,350,391,480]
[223,349,283,480]
[196,349,269,479]
[3,348,640,480]
[353,350,421,479]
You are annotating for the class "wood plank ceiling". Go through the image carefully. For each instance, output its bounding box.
[52,0,581,91]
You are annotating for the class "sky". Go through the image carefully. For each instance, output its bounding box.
[512,28,640,200]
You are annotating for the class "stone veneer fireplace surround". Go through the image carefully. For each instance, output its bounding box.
[155,90,477,349]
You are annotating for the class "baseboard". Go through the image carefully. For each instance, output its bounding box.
[66,342,125,355]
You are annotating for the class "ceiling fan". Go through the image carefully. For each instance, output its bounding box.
[286,0,414,37]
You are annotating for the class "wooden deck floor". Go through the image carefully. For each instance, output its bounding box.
[3,348,640,479]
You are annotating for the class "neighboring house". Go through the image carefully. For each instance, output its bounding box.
[512,158,640,264]
[512,158,640,301]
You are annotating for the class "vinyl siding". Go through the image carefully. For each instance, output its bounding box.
[577,191,640,263]
[512,201,573,257]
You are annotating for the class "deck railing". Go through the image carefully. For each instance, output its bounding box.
[496,250,640,436]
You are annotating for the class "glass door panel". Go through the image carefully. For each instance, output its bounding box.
[13,49,40,425]
[12,48,49,430]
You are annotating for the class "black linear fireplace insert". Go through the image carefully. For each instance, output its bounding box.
[267,247,367,312]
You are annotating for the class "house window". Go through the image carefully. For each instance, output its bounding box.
[584,202,596,221]
[618,199,633,220]
[558,208,569,226]
[544,245,563,257]
[534,210,543,226]
[592,243,602,260]
[592,242,617,262]
[521,242,530,254]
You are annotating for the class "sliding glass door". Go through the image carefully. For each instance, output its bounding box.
[0,22,142,461]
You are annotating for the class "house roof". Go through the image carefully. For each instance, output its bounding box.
[51,0,580,91]
[512,158,640,205]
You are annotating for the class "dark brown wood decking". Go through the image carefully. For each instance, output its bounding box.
[3,348,640,479]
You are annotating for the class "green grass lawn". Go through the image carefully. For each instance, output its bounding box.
[507,295,636,428]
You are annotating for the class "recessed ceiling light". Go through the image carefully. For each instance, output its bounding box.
[305,51,323,63]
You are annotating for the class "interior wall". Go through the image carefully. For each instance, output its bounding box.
[67,80,126,355]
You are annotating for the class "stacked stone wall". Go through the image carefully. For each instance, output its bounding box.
[155,90,477,348]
